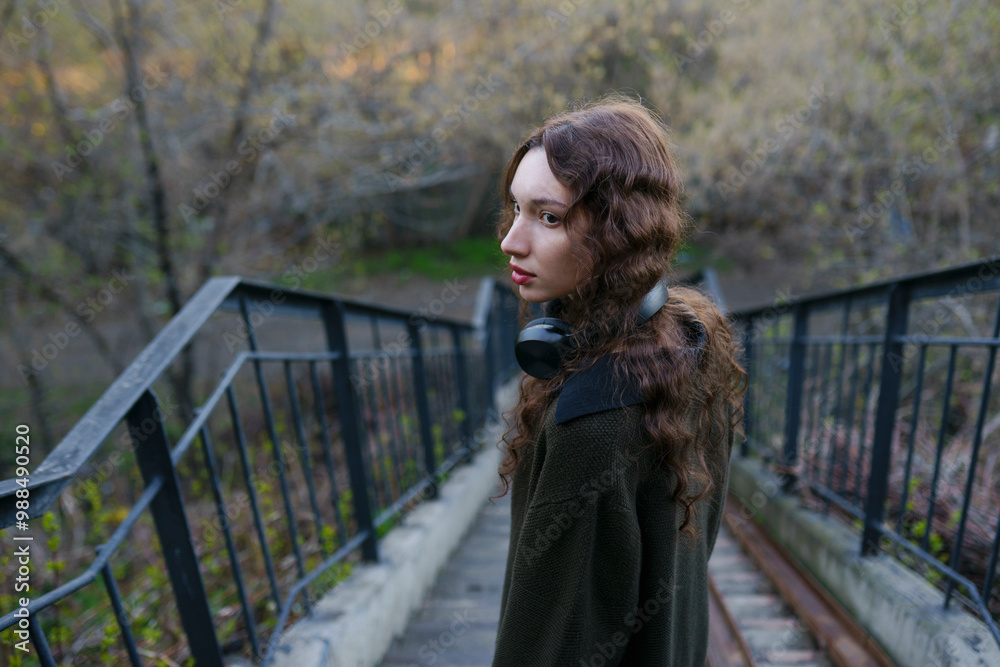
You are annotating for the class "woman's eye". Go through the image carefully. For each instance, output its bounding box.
[541,212,560,225]
[511,201,520,214]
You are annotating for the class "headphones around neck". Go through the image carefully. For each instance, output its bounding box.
[514,276,673,379]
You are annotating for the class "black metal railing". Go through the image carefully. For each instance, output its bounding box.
[733,255,1000,650]
[0,275,520,666]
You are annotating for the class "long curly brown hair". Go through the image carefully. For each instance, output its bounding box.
[491,94,747,542]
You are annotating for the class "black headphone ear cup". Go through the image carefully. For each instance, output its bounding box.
[691,318,707,350]
[689,317,708,363]
[515,318,576,379]
[513,277,669,379]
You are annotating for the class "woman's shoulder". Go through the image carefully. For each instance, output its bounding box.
[541,356,651,473]
[552,354,644,425]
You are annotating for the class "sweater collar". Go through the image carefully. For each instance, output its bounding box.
[554,354,643,424]
[553,321,707,425]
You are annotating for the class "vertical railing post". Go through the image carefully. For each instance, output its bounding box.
[451,324,473,463]
[497,288,509,378]
[322,301,378,562]
[484,298,498,413]
[501,288,518,374]
[472,278,498,416]
[741,316,754,458]
[944,294,1000,605]
[408,319,439,499]
[862,283,912,556]
[127,390,224,667]
[781,304,810,492]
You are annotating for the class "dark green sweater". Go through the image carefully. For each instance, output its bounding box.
[493,358,732,666]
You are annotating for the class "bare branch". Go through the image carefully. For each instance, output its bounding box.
[0,244,125,376]
[229,0,277,145]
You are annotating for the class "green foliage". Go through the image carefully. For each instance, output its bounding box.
[905,476,920,513]
[338,489,354,528]
[99,622,117,664]
[5,2,999,662]
[432,423,445,461]
[376,514,399,539]
[400,415,415,442]
[319,524,337,553]
[354,237,508,282]
[401,459,418,489]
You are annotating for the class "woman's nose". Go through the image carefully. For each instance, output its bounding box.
[500,217,528,257]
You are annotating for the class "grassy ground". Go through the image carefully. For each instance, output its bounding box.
[285,234,725,294]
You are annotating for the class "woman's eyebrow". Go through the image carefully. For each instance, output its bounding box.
[509,190,568,209]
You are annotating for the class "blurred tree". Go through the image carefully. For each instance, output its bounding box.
[0,0,997,448]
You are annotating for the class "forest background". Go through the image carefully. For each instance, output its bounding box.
[1,0,998,473]
[0,1,999,664]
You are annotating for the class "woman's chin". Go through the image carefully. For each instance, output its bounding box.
[514,286,547,303]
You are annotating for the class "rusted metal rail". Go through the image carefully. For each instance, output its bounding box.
[707,573,757,667]
[706,492,895,667]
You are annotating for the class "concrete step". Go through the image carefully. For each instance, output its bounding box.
[386,621,497,651]
[741,624,816,651]
[760,649,832,666]
[709,521,834,667]
[402,602,501,627]
[721,593,789,617]
[378,650,497,666]
[379,484,839,667]
[708,552,756,569]
[377,489,511,666]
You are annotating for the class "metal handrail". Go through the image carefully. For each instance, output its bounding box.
[0,274,521,666]
[12,255,997,663]
[684,266,728,314]
[732,254,1000,651]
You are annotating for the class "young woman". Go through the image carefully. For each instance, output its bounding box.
[490,95,747,666]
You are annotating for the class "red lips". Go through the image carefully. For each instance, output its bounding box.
[510,263,536,285]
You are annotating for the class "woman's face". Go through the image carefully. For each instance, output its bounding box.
[501,147,590,303]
